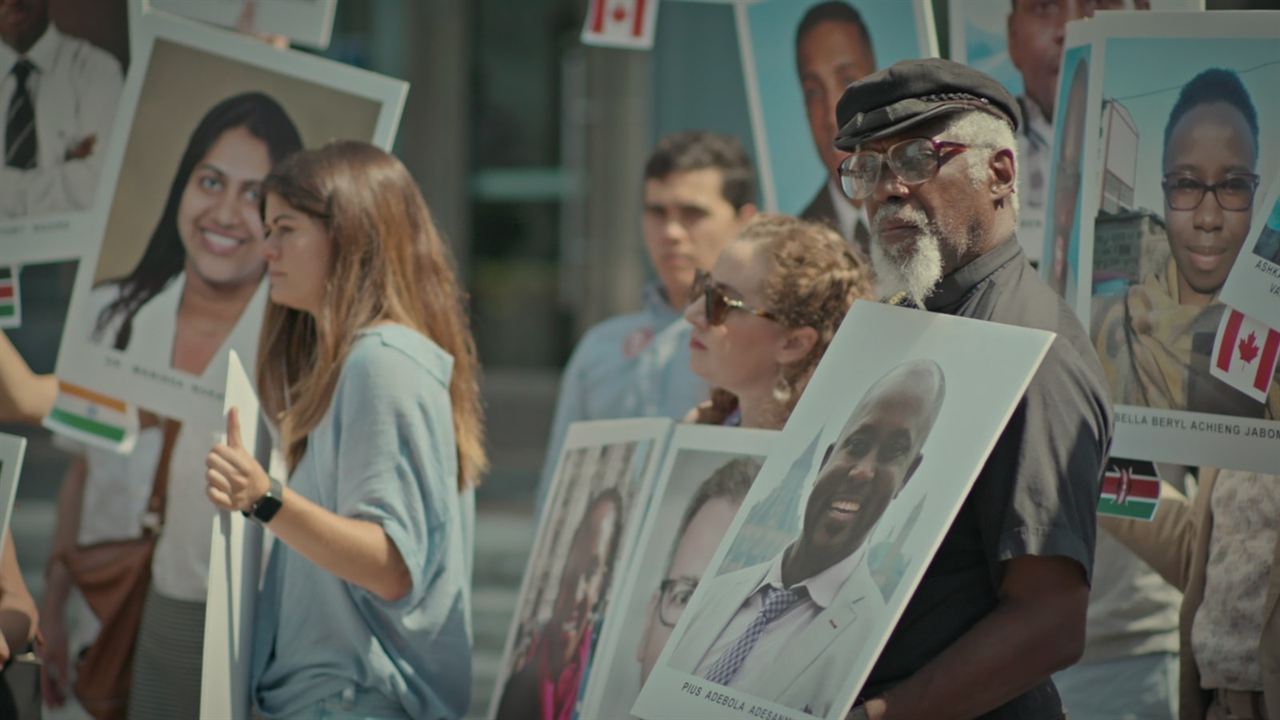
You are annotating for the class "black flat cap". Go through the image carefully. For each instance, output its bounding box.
[834,58,1021,150]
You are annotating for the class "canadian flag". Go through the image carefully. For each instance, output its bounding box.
[581,0,659,50]
[1210,307,1280,403]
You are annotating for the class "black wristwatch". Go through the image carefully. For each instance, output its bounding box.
[243,476,284,524]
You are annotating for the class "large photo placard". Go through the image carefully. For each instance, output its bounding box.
[736,0,937,254]
[489,418,672,720]
[634,302,1052,720]
[579,424,778,720]
[0,0,129,266]
[947,0,1202,263]
[51,11,406,430]
[1076,12,1280,472]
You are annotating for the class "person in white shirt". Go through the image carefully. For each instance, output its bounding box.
[0,0,123,218]
[669,360,945,717]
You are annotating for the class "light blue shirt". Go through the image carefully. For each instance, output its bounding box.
[252,324,475,720]
[535,284,706,509]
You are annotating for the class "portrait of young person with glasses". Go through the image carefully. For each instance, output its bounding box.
[633,457,762,690]
[1093,68,1278,419]
[681,214,874,429]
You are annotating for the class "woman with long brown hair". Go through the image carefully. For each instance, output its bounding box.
[204,140,486,719]
[686,214,874,429]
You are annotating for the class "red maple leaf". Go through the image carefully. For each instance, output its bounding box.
[1239,331,1260,364]
[612,4,629,21]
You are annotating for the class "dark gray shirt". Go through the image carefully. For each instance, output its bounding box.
[863,238,1113,719]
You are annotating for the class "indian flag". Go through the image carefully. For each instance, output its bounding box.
[43,381,138,453]
[1097,458,1161,521]
[0,266,18,328]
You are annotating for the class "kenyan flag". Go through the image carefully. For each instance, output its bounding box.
[0,266,18,328]
[1098,458,1161,521]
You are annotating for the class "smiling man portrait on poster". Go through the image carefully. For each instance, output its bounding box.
[668,360,945,717]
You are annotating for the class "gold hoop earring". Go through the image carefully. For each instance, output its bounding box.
[772,372,794,404]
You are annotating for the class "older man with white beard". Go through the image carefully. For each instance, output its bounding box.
[830,59,1113,720]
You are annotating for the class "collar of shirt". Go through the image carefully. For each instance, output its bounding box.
[0,23,57,76]
[925,237,1024,313]
[1017,95,1052,151]
[826,177,868,242]
[642,281,682,326]
[755,543,868,611]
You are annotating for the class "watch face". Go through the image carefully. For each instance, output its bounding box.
[253,494,283,523]
[252,478,285,523]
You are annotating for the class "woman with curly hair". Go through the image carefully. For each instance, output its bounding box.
[685,214,875,429]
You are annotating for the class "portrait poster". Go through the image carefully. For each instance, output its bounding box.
[0,432,27,555]
[735,0,937,251]
[0,0,129,265]
[200,350,278,720]
[1219,178,1280,331]
[51,11,406,431]
[1078,12,1280,473]
[947,0,1202,263]
[634,301,1052,720]
[489,418,672,720]
[146,0,337,49]
[1039,22,1097,308]
[579,425,778,720]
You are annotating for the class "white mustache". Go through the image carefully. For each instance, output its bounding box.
[874,203,930,231]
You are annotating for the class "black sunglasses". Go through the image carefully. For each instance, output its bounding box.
[691,269,780,326]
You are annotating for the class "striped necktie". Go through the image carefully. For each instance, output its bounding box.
[702,585,801,686]
[6,60,36,169]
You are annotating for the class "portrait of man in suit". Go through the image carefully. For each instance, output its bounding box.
[669,359,945,717]
[795,1,877,253]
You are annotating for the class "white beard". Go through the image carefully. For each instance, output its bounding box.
[870,203,945,307]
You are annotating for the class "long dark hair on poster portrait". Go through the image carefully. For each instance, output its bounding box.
[93,92,303,350]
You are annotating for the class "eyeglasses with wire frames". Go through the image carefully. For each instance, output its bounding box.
[1161,172,1260,212]
[656,577,698,628]
[691,269,780,326]
[837,137,971,201]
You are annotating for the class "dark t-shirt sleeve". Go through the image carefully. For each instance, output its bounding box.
[975,335,1110,585]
